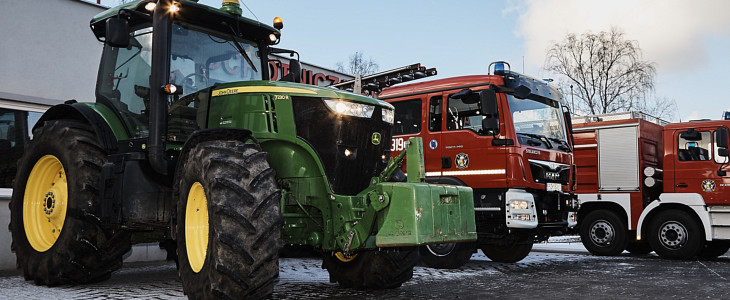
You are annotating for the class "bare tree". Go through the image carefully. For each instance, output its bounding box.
[545,28,673,118]
[335,51,379,76]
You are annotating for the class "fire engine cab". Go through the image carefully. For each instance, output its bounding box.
[379,62,578,267]
[573,111,730,259]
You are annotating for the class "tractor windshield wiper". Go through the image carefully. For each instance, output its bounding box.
[516,132,553,149]
[223,23,258,73]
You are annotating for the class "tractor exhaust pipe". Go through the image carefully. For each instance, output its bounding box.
[148,0,173,175]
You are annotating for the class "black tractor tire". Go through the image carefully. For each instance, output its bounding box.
[647,209,704,260]
[625,240,653,255]
[175,140,283,299]
[419,242,475,269]
[322,247,419,289]
[698,241,730,259]
[9,119,131,285]
[579,209,628,256]
[481,241,533,263]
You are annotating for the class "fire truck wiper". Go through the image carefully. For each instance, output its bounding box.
[548,137,572,152]
[516,132,553,149]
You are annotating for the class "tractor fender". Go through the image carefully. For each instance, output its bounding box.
[635,193,712,241]
[35,103,119,152]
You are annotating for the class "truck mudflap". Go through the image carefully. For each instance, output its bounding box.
[374,182,476,247]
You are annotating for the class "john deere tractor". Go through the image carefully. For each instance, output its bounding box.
[8,0,475,298]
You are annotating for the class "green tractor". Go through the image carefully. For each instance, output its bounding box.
[9,0,476,298]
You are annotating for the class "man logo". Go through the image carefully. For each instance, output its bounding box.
[371,132,381,145]
[545,172,560,181]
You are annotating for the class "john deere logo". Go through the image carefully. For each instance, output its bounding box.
[702,179,716,192]
[371,132,381,145]
[455,153,469,169]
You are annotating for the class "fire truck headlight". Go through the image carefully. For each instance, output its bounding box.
[382,108,394,124]
[324,99,374,118]
[510,200,529,210]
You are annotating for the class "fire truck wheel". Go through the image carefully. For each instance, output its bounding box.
[579,209,628,256]
[9,120,131,285]
[322,247,419,289]
[625,241,653,255]
[419,242,475,269]
[698,241,730,259]
[647,209,704,259]
[481,242,533,263]
[175,140,283,299]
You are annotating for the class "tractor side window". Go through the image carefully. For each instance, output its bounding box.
[447,94,486,135]
[392,99,421,135]
[677,130,711,161]
[429,96,442,132]
[96,27,153,138]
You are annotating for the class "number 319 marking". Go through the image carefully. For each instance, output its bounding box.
[391,138,406,152]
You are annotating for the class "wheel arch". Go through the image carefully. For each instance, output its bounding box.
[636,194,711,242]
[35,103,122,152]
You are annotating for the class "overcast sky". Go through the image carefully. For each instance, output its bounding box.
[99,0,730,121]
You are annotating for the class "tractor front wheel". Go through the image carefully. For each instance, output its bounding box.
[175,140,283,299]
[322,247,419,289]
[10,120,130,285]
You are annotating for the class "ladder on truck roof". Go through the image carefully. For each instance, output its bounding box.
[329,63,437,96]
[572,111,668,126]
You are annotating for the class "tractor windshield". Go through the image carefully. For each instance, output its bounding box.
[170,23,263,96]
[508,95,569,150]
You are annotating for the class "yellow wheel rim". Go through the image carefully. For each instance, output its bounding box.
[185,182,209,273]
[23,155,68,252]
[334,252,358,263]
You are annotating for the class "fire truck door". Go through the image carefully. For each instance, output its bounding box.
[440,91,506,186]
[673,128,730,205]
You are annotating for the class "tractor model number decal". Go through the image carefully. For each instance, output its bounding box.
[391,137,407,152]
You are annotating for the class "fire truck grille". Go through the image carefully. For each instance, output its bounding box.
[528,161,570,185]
[292,97,392,195]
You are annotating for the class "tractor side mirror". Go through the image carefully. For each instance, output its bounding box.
[478,89,499,133]
[716,127,729,157]
[284,59,301,83]
[106,17,130,48]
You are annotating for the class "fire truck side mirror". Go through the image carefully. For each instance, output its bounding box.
[106,17,130,48]
[716,127,729,156]
[478,89,499,132]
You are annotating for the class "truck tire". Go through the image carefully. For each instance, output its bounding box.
[419,242,475,269]
[9,120,131,285]
[175,140,283,299]
[647,209,704,260]
[625,240,653,255]
[579,209,628,256]
[322,247,419,289]
[480,242,533,263]
[698,241,730,259]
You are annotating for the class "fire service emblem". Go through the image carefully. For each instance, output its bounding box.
[702,179,716,192]
[455,153,469,169]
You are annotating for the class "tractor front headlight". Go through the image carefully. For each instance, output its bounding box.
[324,99,374,118]
[382,108,394,124]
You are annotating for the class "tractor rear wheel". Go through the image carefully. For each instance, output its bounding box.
[10,120,130,285]
[322,247,419,289]
[419,242,475,269]
[175,140,282,299]
[647,209,704,259]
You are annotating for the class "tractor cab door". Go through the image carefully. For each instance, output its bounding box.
[673,127,730,205]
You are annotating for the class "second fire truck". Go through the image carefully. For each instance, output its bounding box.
[379,62,578,267]
[573,111,730,259]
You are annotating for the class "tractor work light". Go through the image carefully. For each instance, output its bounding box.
[169,2,180,12]
[144,2,156,11]
[324,99,374,118]
[382,108,394,124]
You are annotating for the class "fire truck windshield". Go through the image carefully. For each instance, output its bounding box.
[507,95,569,150]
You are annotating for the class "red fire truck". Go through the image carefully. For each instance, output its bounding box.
[379,62,579,267]
[573,111,730,259]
